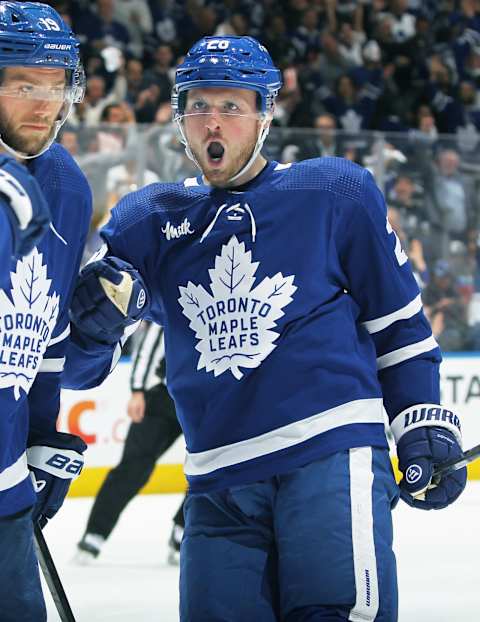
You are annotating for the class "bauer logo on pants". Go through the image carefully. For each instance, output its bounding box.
[178,235,297,380]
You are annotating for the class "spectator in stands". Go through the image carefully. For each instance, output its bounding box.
[337,19,366,67]
[431,78,480,135]
[134,83,163,123]
[313,31,354,90]
[180,3,218,50]
[71,75,120,127]
[463,41,480,83]
[124,58,149,106]
[409,105,439,145]
[113,0,153,58]
[262,13,297,68]
[97,102,137,153]
[291,7,324,63]
[423,148,479,255]
[281,113,341,162]
[215,11,249,37]
[273,66,302,127]
[74,0,131,53]
[385,0,417,44]
[143,44,174,104]
[404,105,440,172]
[331,0,364,28]
[387,174,429,238]
[423,259,469,351]
[145,102,196,182]
[349,40,384,96]
[321,74,377,131]
[387,206,429,288]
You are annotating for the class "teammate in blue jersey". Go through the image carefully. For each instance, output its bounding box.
[62,36,467,621]
[0,4,92,620]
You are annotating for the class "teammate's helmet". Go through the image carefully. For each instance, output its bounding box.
[172,35,282,120]
[0,2,85,157]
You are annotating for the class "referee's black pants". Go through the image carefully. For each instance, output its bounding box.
[85,384,184,539]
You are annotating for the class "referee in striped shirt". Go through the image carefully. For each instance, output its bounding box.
[75,322,186,565]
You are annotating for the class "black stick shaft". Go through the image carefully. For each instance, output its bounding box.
[433,443,480,478]
[33,523,76,622]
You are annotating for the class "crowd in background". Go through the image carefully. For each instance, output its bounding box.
[46,0,480,352]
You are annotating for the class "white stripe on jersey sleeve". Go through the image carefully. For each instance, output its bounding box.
[376,335,438,370]
[108,320,143,373]
[0,452,28,491]
[361,294,423,335]
[109,343,122,373]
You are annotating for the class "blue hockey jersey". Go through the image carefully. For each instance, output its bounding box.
[64,157,441,494]
[0,144,92,517]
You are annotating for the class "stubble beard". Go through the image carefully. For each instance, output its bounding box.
[0,108,54,156]
[192,135,257,188]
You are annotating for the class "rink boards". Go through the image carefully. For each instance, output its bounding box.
[59,354,480,497]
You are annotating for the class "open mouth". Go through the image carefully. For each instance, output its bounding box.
[207,141,225,164]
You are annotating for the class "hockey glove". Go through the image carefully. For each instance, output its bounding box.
[0,154,51,258]
[392,404,467,510]
[27,431,87,528]
[70,256,149,345]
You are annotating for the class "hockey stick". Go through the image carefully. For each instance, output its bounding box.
[33,523,77,622]
[433,443,480,478]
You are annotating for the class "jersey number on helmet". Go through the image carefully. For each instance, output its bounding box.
[206,39,230,51]
[38,17,60,31]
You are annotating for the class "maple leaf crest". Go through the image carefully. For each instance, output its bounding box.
[178,235,297,380]
[0,249,60,400]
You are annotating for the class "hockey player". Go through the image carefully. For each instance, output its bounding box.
[0,3,92,620]
[62,36,466,621]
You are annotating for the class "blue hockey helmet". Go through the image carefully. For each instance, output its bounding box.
[172,35,282,119]
[0,2,84,100]
[0,1,85,157]
[172,36,282,184]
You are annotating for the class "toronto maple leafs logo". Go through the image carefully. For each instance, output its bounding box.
[0,249,59,400]
[178,236,297,380]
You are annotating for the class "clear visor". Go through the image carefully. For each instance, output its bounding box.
[0,83,84,103]
[181,110,262,120]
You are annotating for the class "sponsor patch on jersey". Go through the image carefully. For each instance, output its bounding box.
[162,217,195,241]
[0,249,59,399]
[178,235,296,380]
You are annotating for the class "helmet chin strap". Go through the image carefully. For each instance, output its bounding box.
[176,113,272,187]
[227,115,271,184]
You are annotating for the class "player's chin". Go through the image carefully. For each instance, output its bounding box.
[204,169,230,187]
[15,133,49,155]
[200,159,229,183]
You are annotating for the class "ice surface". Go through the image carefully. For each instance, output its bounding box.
[43,484,480,621]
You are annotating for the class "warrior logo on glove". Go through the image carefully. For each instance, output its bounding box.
[391,403,467,510]
[405,464,422,485]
